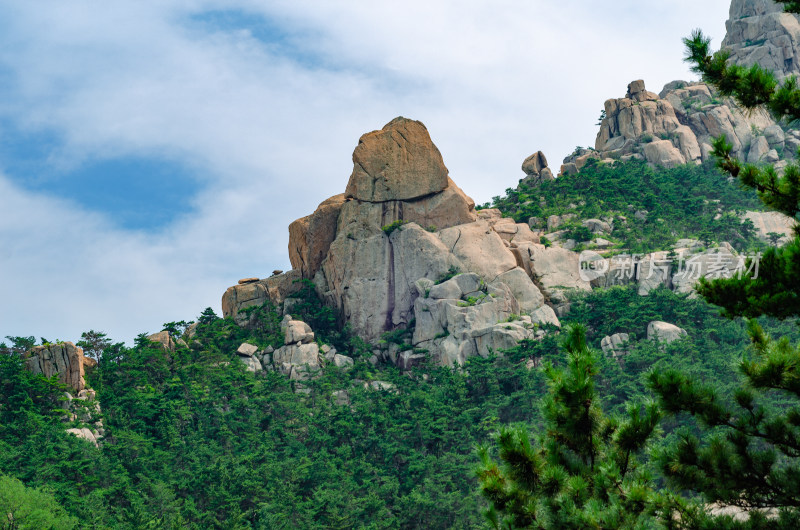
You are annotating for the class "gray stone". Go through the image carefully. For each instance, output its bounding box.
[236,343,259,357]
[647,321,687,344]
[601,333,630,358]
[332,354,354,370]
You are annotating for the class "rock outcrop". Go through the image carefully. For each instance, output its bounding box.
[593,80,700,169]
[24,342,86,393]
[224,117,566,369]
[585,242,748,297]
[567,78,787,173]
[288,194,346,279]
[601,333,630,358]
[222,270,302,325]
[560,2,800,175]
[647,321,688,344]
[22,342,104,445]
[411,273,551,366]
[723,0,800,81]
[311,116,556,356]
[745,210,798,244]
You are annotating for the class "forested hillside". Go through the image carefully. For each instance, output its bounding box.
[2,155,797,527]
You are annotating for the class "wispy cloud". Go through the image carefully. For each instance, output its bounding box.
[0,0,730,342]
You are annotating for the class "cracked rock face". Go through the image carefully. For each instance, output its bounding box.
[724,0,800,81]
[24,342,87,393]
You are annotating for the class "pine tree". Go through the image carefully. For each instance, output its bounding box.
[682,14,800,318]
[477,324,662,528]
[648,4,800,525]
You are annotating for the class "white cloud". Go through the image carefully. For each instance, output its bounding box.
[0,0,731,342]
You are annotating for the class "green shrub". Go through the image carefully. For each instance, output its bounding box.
[381,220,406,235]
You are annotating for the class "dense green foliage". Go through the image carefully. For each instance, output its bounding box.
[0,474,79,529]
[4,278,797,528]
[477,325,661,528]
[487,159,763,253]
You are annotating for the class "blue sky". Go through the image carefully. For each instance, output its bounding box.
[0,0,730,343]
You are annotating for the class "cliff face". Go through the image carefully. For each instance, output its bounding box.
[723,0,800,80]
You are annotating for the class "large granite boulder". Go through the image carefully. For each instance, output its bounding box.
[319,222,460,342]
[516,243,592,310]
[24,342,86,393]
[438,221,518,280]
[345,117,449,202]
[147,330,179,352]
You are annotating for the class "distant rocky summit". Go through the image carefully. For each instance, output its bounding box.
[555,0,800,177]
[559,78,792,175]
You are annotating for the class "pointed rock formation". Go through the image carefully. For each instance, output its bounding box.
[591,79,701,168]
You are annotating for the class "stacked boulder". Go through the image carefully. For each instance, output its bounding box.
[234,316,354,381]
[273,316,323,381]
[520,151,555,186]
[236,343,265,372]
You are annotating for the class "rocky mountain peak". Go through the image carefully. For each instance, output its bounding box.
[345,116,449,202]
[223,118,576,367]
